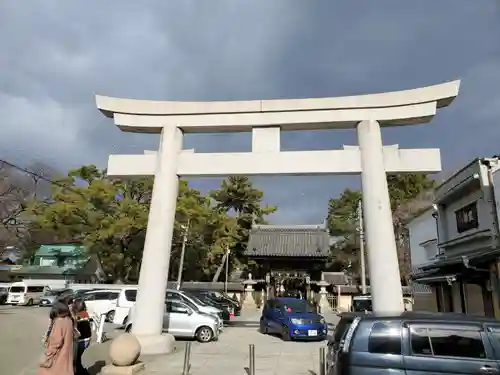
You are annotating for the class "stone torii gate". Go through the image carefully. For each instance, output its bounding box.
[96,80,460,354]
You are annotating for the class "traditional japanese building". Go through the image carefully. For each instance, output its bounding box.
[244,224,331,298]
[410,158,500,317]
[6,243,105,284]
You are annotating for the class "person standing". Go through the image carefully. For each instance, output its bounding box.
[72,299,91,375]
[39,302,75,375]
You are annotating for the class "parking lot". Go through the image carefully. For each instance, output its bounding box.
[0,304,339,375]
[0,305,54,375]
[146,310,339,375]
[0,304,122,375]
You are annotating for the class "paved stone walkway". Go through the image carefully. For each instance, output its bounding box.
[143,310,340,375]
[18,308,340,375]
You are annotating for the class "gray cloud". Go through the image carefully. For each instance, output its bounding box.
[1,0,499,224]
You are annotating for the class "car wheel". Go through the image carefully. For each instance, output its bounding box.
[282,325,291,341]
[106,310,115,322]
[123,316,128,326]
[27,299,33,306]
[195,326,214,343]
[125,324,132,333]
[259,319,268,334]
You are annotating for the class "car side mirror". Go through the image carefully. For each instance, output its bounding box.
[187,309,193,315]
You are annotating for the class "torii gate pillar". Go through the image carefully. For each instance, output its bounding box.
[96,80,460,354]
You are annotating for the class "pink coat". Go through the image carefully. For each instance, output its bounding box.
[38,316,74,375]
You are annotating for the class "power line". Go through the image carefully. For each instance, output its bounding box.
[0,159,84,197]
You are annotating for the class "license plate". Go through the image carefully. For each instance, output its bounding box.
[42,300,48,305]
[308,330,318,336]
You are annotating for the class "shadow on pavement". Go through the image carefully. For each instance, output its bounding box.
[227,320,260,328]
[87,360,106,375]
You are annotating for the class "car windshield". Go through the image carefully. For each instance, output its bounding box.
[45,289,67,296]
[280,300,314,313]
[75,289,91,295]
[9,286,24,293]
[183,292,207,306]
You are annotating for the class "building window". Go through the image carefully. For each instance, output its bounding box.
[455,202,479,233]
[39,258,56,267]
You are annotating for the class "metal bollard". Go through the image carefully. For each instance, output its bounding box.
[319,346,326,375]
[249,344,255,375]
[182,342,192,375]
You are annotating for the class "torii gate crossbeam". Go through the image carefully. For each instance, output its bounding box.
[95,80,460,354]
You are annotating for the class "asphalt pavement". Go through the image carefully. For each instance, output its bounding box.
[0,304,51,375]
[0,304,121,375]
[0,305,339,375]
[0,304,187,375]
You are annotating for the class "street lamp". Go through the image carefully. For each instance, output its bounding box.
[176,218,190,290]
[357,200,367,294]
[224,248,230,294]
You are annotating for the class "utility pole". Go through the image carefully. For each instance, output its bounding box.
[176,218,190,290]
[358,200,367,295]
[224,248,230,293]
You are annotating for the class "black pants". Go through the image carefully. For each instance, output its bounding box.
[75,344,90,375]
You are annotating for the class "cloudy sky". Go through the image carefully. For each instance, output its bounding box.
[1,1,499,224]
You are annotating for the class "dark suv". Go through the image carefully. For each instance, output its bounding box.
[328,311,500,375]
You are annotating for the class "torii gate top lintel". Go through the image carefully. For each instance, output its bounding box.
[95,80,460,134]
[105,79,463,345]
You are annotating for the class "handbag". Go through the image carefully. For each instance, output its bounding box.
[39,353,55,368]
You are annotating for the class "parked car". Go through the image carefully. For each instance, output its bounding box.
[125,299,219,343]
[166,289,224,328]
[327,311,500,375]
[350,294,372,312]
[188,292,231,323]
[7,281,48,306]
[72,288,97,299]
[121,289,224,329]
[113,287,138,326]
[0,287,8,304]
[260,297,328,341]
[189,289,241,316]
[39,288,74,307]
[82,289,120,322]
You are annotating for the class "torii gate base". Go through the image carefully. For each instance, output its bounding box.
[96,80,460,354]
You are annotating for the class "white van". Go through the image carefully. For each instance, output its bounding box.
[113,287,138,326]
[7,281,48,306]
[82,289,120,322]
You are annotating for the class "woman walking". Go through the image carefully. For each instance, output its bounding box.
[72,299,92,375]
[39,302,75,375]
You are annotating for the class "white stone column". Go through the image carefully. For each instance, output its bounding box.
[357,120,404,313]
[131,126,183,354]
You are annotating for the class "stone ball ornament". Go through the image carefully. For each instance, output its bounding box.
[109,333,141,366]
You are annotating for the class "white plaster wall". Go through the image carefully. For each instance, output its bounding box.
[408,209,438,268]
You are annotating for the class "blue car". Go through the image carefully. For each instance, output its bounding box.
[260,297,327,341]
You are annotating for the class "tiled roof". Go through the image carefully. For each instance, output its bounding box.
[245,224,330,258]
[35,244,85,257]
[322,272,350,285]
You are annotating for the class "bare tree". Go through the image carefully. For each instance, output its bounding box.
[392,190,435,285]
[0,161,58,257]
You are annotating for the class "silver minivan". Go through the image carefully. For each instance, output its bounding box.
[125,300,219,343]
